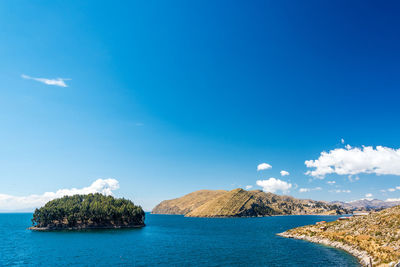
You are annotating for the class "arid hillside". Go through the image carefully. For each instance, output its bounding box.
[152,188,348,217]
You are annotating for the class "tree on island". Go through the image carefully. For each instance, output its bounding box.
[31,193,145,229]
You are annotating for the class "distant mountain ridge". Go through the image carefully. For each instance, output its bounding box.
[330,199,400,211]
[152,188,348,217]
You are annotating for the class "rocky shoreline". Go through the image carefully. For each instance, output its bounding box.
[29,224,145,231]
[278,231,378,267]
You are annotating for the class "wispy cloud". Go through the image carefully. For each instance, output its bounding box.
[383,186,400,193]
[348,176,360,182]
[298,187,322,193]
[21,74,70,87]
[245,185,253,190]
[305,145,400,178]
[0,179,119,211]
[329,189,351,193]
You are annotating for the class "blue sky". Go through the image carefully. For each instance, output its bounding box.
[1,1,400,211]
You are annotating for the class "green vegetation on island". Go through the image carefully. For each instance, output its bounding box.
[30,193,145,230]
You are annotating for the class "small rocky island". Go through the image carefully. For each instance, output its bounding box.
[30,193,145,230]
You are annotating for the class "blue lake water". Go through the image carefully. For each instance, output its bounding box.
[0,213,359,266]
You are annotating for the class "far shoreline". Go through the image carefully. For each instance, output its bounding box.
[151,213,349,218]
[28,224,145,231]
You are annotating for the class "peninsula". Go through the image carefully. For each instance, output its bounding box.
[152,188,348,217]
[30,193,145,230]
[278,205,400,266]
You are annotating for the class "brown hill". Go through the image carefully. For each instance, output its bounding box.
[151,189,227,215]
[152,188,347,217]
[279,205,400,266]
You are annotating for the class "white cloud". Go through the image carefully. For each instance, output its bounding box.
[257,163,272,171]
[365,193,373,198]
[299,187,322,193]
[245,185,253,190]
[386,198,400,202]
[385,186,400,192]
[299,188,310,193]
[256,178,292,193]
[21,74,70,87]
[348,176,360,182]
[327,181,336,185]
[280,170,289,176]
[305,145,400,178]
[0,179,119,211]
[329,189,351,193]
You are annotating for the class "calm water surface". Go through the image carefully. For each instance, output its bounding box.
[0,213,359,266]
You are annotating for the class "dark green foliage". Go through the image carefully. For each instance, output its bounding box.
[31,193,145,229]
